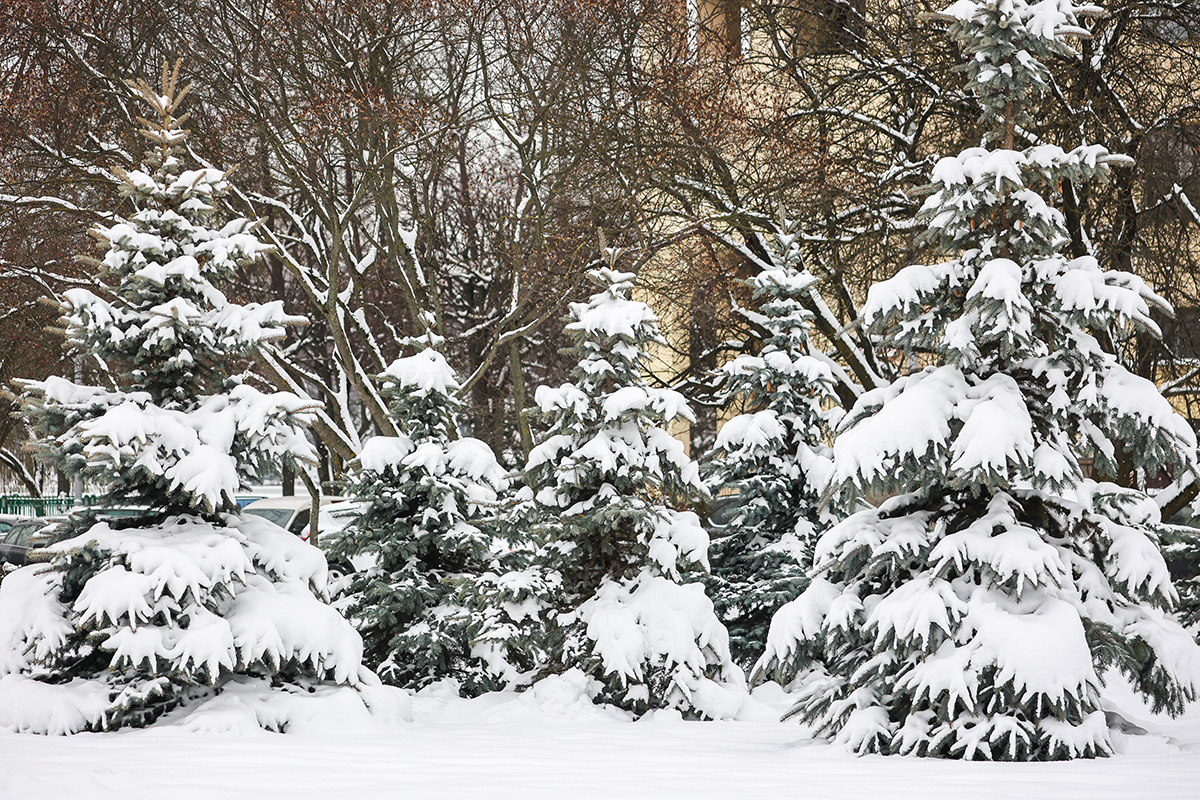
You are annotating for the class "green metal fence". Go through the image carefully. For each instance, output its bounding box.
[0,495,100,517]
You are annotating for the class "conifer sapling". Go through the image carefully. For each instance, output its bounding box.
[704,217,837,669]
[328,341,506,692]
[472,255,741,716]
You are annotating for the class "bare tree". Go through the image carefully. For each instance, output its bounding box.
[3,0,1197,485]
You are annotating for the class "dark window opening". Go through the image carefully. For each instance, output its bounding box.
[698,0,744,58]
[792,0,867,57]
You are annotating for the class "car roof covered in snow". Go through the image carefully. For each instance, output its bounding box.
[242,496,347,512]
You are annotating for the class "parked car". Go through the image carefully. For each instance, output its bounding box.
[0,518,57,568]
[241,496,344,536]
[708,489,744,528]
[241,496,360,581]
[79,506,149,521]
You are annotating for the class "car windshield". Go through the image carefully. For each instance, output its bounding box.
[242,508,295,528]
[5,523,41,547]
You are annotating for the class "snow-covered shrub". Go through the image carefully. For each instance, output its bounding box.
[704,218,837,669]
[1,67,365,732]
[753,0,1200,760]
[471,260,740,717]
[327,345,507,691]
[0,515,363,733]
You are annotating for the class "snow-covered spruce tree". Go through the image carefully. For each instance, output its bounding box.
[327,343,506,692]
[704,218,838,670]
[471,260,740,716]
[0,66,365,733]
[753,1,1200,760]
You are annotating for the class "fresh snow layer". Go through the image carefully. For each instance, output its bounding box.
[1,675,1198,799]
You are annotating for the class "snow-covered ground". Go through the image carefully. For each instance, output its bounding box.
[2,675,1197,800]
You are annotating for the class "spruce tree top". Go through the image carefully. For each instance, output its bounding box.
[18,64,316,515]
[75,68,302,406]
[943,0,1102,146]
[378,345,463,444]
[565,267,667,389]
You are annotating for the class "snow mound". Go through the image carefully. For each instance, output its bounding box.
[173,677,411,735]
[0,674,113,735]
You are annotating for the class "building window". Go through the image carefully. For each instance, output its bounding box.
[792,0,867,57]
[1140,7,1200,43]
[1140,126,1200,216]
[694,0,744,59]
